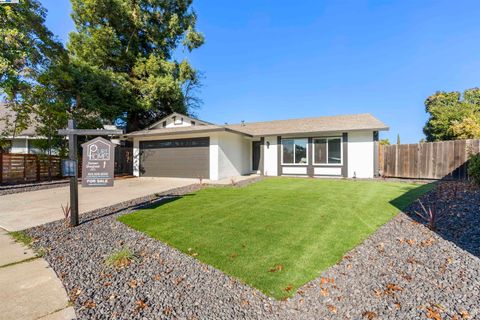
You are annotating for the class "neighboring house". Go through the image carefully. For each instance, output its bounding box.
[125,112,388,180]
[0,106,45,154]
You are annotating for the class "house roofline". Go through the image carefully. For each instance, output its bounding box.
[147,112,214,130]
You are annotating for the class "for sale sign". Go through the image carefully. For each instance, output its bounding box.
[81,137,116,187]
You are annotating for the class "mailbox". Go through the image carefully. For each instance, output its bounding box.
[62,159,77,177]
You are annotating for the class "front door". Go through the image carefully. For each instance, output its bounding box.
[252,141,261,171]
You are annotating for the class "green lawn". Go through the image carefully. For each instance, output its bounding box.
[119,178,432,299]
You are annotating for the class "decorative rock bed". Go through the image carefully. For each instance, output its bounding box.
[26,180,480,319]
[0,179,69,196]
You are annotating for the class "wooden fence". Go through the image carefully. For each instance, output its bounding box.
[0,153,62,184]
[1,147,134,185]
[378,139,480,180]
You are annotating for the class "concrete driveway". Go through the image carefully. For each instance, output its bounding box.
[0,177,196,231]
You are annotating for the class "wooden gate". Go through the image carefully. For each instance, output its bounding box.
[378,139,480,180]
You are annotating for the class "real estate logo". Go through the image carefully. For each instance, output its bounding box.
[87,140,111,161]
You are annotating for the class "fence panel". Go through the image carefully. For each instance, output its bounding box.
[0,153,63,184]
[379,139,480,180]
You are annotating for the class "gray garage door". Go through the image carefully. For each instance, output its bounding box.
[139,137,209,179]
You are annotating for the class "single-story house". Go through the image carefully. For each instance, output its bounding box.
[125,112,388,180]
[0,105,44,154]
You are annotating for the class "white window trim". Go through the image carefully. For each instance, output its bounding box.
[313,136,343,166]
[281,138,309,166]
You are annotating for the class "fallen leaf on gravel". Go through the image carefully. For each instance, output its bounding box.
[152,274,161,281]
[384,283,403,295]
[68,288,82,302]
[460,310,470,319]
[109,294,116,301]
[426,307,441,320]
[400,272,413,281]
[394,302,401,309]
[362,311,378,319]
[269,264,283,273]
[83,300,96,309]
[297,289,305,295]
[175,276,184,285]
[373,289,382,298]
[103,281,111,287]
[327,304,337,314]
[240,299,250,307]
[129,279,138,288]
[377,242,385,252]
[420,238,435,247]
[320,288,329,297]
[406,257,418,264]
[163,306,173,316]
[135,300,148,311]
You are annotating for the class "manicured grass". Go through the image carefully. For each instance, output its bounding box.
[119,178,432,299]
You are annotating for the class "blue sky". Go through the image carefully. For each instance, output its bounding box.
[41,0,480,143]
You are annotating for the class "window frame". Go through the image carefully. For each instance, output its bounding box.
[313,136,343,166]
[281,138,309,166]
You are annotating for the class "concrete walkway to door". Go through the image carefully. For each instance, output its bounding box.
[0,177,196,232]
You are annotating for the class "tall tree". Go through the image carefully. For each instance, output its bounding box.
[0,0,65,146]
[423,88,480,141]
[67,0,205,131]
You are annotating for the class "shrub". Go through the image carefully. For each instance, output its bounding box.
[468,154,480,185]
[415,200,442,231]
[105,247,136,269]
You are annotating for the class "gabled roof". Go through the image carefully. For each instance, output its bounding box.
[0,103,37,137]
[148,112,212,129]
[225,113,388,136]
[126,124,237,137]
[125,113,389,138]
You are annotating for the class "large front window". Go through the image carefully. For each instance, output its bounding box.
[314,137,342,164]
[282,139,308,164]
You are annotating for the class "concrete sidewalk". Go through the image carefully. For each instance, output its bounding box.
[0,177,196,231]
[0,229,75,320]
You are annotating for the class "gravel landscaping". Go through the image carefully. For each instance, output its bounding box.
[0,179,69,196]
[26,180,480,319]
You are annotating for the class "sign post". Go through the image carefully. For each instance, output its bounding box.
[58,121,123,227]
[68,120,79,226]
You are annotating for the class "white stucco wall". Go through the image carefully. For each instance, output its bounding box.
[347,130,374,178]
[263,136,278,176]
[164,116,194,128]
[217,132,250,180]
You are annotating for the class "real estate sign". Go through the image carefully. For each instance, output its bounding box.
[81,137,116,187]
